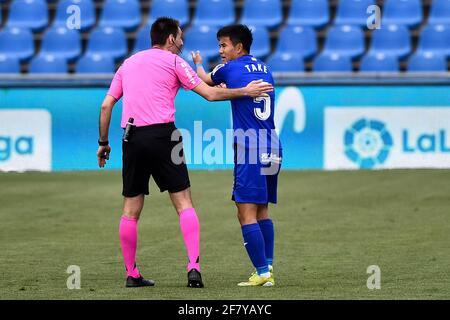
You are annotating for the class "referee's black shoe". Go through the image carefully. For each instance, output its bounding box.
[187,269,204,288]
[126,275,155,288]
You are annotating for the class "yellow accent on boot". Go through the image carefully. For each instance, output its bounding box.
[247,266,274,284]
[238,273,275,287]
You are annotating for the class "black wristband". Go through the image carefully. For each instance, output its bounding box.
[98,139,109,146]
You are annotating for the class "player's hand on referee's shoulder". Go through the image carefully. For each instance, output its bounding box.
[245,79,273,97]
[97,145,111,168]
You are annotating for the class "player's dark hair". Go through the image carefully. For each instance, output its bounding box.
[151,17,180,46]
[217,24,253,53]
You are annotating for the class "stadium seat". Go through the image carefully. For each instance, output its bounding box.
[416,24,450,58]
[85,27,128,61]
[313,53,353,72]
[273,25,317,60]
[147,0,189,28]
[7,0,49,32]
[53,0,96,32]
[76,54,116,73]
[382,0,423,29]
[192,0,235,27]
[335,0,376,27]
[99,0,141,32]
[286,0,329,29]
[322,25,365,60]
[133,25,151,54]
[359,53,399,72]
[240,0,283,30]
[367,24,411,59]
[39,26,81,62]
[0,55,21,73]
[0,27,34,62]
[182,25,219,66]
[408,52,448,72]
[266,53,305,72]
[28,54,68,73]
[248,26,270,59]
[428,0,450,25]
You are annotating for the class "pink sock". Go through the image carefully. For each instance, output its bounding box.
[119,215,140,278]
[179,208,201,272]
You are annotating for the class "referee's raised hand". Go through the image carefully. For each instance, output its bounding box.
[245,79,274,97]
[97,145,111,168]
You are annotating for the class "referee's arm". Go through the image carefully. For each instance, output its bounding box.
[192,80,273,101]
[97,95,117,168]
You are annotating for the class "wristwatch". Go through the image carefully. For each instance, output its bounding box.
[98,139,109,146]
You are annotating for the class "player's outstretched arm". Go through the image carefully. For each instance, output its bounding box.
[192,80,273,102]
[97,95,117,168]
[191,51,215,86]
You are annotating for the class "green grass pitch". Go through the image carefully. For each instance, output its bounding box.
[0,169,449,299]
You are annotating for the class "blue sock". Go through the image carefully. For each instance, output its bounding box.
[241,223,269,275]
[258,219,274,266]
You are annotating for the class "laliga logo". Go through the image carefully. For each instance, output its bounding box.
[344,118,393,169]
[0,136,34,161]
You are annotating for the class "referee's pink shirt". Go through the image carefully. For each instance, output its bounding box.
[107,48,202,128]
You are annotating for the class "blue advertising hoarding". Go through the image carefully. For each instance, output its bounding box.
[1,85,449,171]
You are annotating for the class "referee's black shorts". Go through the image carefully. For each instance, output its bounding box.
[122,122,190,197]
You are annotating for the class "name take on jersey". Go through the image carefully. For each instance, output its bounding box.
[211,55,282,160]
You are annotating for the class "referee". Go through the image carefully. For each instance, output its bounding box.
[97,17,273,288]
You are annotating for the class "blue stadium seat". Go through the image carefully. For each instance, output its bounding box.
[192,0,235,27]
[287,0,329,29]
[28,54,68,73]
[428,0,450,25]
[147,0,189,28]
[0,27,34,62]
[335,0,376,27]
[182,25,219,66]
[416,24,450,58]
[359,53,399,72]
[99,0,141,32]
[248,26,270,59]
[39,26,81,62]
[53,0,96,32]
[266,53,304,72]
[85,27,128,61]
[240,0,282,30]
[7,0,49,32]
[368,24,411,59]
[133,25,151,54]
[322,25,365,59]
[274,25,317,60]
[0,55,21,73]
[382,0,423,29]
[313,53,353,72]
[408,52,448,72]
[76,54,116,73]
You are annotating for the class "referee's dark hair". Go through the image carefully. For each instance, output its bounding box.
[217,24,253,54]
[151,17,180,46]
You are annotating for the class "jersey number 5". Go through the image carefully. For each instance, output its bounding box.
[253,96,271,121]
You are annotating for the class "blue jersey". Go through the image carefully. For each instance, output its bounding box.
[211,55,281,151]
